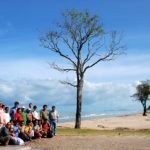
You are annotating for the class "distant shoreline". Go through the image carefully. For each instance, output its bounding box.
[58,113,150,130]
[59,111,141,123]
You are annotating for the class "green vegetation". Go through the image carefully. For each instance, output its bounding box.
[132,80,150,116]
[57,127,150,136]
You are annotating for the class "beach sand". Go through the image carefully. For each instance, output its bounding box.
[58,113,150,130]
[2,113,150,150]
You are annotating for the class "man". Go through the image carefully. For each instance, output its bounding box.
[28,103,33,112]
[49,106,59,136]
[32,105,40,122]
[10,101,19,121]
[4,107,11,124]
[0,122,12,145]
[40,105,49,123]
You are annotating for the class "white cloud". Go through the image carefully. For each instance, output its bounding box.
[0,78,139,111]
[0,52,149,83]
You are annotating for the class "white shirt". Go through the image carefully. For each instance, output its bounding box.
[4,113,11,124]
[49,110,59,120]
[32,111,40,120]
[0,109,5,124]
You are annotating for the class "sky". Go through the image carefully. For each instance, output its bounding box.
[0,0,150,113]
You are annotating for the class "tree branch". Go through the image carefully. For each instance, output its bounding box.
[50,62,76,72]
[59,80,77,87]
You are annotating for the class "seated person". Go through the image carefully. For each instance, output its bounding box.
[33,120,42,138]
[18,121,30,141]
[13,121,19,137]
[0,122,12,145]
[42,119,53,138]
[24,120,34,140]
[9,125,24,145]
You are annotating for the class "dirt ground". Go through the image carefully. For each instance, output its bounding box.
[26,135,150,150]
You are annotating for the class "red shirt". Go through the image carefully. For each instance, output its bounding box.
[14,112,23,121]
[43,123,49,131]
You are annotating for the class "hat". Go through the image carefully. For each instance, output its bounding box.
[22,106,26,109]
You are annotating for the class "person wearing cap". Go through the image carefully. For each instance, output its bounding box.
[10,101,19,121]
[21,106,27,125]
[49,106,59,136]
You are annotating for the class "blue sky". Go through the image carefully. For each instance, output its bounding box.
[0,0,150,111]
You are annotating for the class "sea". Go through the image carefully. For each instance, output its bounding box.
[56,102,145,123]
[6,98,149,123]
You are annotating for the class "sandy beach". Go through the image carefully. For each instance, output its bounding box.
[25,113,150,150]
[58,113,150,130]
[2,113,150,150]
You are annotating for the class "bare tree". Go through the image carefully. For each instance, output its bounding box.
[132,80,150,116]
[40,10,125,128]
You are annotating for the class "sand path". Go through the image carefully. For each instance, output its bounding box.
[26,135,150,150]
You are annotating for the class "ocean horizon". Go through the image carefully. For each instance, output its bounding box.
[58,106,142,123]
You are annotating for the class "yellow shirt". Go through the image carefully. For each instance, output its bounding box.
[24,125,32,133]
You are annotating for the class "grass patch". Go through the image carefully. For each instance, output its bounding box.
[57,127,150,136]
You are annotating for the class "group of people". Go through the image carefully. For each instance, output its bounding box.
[0,101,59,146]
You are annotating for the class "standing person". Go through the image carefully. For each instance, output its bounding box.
[32,105,40,123]
[21,106,27,125]
[28,103,33,112]
[10,101,19,121]
[49,106,59,136]
[14,108,23,123]
[4,107,11,124]
[0,101,5,126]
[26,109,32,122]
[40,105,49,123]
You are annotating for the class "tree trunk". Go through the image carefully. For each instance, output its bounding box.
[143,103,147,116]
[75,78,83,128]
[143,101,147,116]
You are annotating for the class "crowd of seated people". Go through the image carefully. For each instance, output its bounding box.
[0,101,59,146]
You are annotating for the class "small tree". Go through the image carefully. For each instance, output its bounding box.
[40,10,125,128]
[132,80,150,116]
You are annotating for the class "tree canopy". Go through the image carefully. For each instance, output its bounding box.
[132,80,150,116]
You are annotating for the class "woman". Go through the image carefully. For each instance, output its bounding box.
[14,108,23,123]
